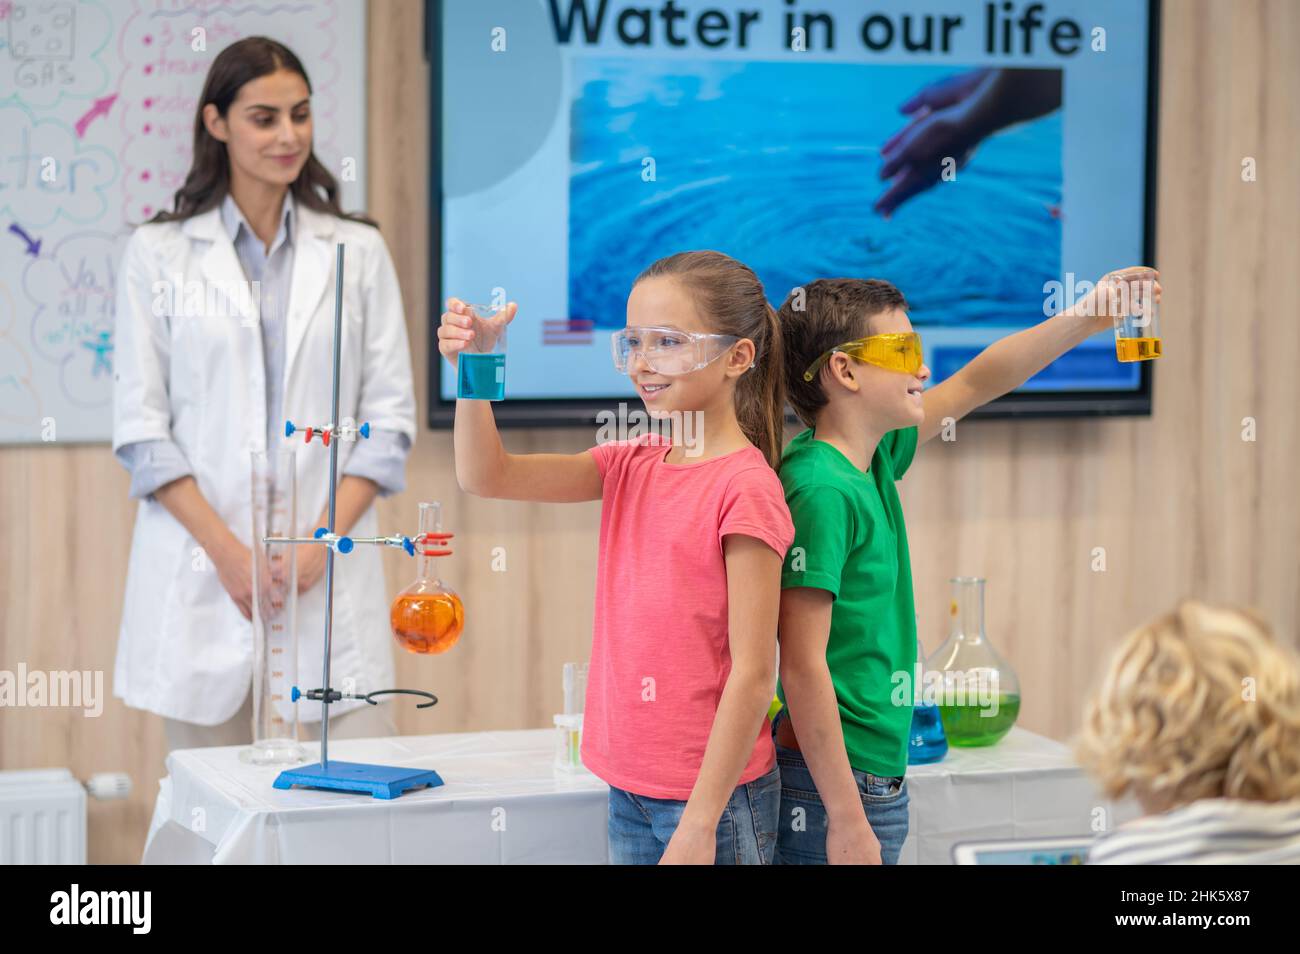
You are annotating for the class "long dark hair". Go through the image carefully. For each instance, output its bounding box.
[148,37,375,228]
[635,251,787,471]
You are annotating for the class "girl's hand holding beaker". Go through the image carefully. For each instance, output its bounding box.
[438,298,517,400]
[438,297,516,366]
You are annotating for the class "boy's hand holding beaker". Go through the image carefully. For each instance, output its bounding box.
[1068,267,1163,363]
[1067,266,1161,333]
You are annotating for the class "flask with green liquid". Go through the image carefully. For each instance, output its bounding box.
[926,577,1020,746]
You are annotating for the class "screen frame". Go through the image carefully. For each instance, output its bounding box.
[425,0,1161,429]
[951,836,1093,864]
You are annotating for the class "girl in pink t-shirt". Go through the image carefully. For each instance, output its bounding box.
[438,251,794,864]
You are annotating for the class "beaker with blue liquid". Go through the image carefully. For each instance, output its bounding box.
[908,703,948,764]
[908,637,948,765]
[456,303,508,401]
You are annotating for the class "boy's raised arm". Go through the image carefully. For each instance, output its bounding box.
[918,307,1088,444]
[918,267,1159,445]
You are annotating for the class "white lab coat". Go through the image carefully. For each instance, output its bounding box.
[111,202,416,725]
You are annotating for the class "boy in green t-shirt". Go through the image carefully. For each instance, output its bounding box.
[773,270,1158,865]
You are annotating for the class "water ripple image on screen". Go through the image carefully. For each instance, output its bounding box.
[568,59,1061,328]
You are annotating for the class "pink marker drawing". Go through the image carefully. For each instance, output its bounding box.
[75,94,119,138]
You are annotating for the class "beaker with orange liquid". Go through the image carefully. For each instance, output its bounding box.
[1109,267,1161,362]
[390,501,464,654]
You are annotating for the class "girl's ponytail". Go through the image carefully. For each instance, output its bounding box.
[735,300,786,471]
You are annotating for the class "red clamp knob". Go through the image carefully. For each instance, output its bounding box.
[417,531,454,557]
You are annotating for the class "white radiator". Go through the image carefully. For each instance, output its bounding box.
[0,769,87,864]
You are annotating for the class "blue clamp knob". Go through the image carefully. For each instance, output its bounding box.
[284,420,296,438]
[312,527,354,554]
[402,536,415,557]
[360,421,371,439]
[291,686,301,702]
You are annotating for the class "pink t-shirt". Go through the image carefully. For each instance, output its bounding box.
[583,433,795,799]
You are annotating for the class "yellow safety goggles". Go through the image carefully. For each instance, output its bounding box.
[802,332,923,382]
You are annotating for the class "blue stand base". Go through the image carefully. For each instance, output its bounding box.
[273,761,444,799]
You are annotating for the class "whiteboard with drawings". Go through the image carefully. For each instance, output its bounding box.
[0,0,367,444]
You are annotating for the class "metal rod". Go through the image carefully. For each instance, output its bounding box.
[319,242,346,768]
[264,535,343,545]
[276,535,396,546]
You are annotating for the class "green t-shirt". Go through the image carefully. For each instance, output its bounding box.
[777,426,919,777]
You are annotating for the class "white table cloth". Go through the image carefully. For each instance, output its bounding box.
[902,727,1139,863]
[143,730,608,864]
[142,726,1134,864]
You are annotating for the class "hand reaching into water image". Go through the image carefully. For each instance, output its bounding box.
[875,68,1063,218]
[566,60,1064,331]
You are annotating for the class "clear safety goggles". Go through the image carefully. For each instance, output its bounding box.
[611,326,742,377]
[803,332,923,382]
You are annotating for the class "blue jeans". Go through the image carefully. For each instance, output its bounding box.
[607,765,781,864]
[772,713,910,865]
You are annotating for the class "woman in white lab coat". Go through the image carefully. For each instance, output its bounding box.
[112,37,416,750]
